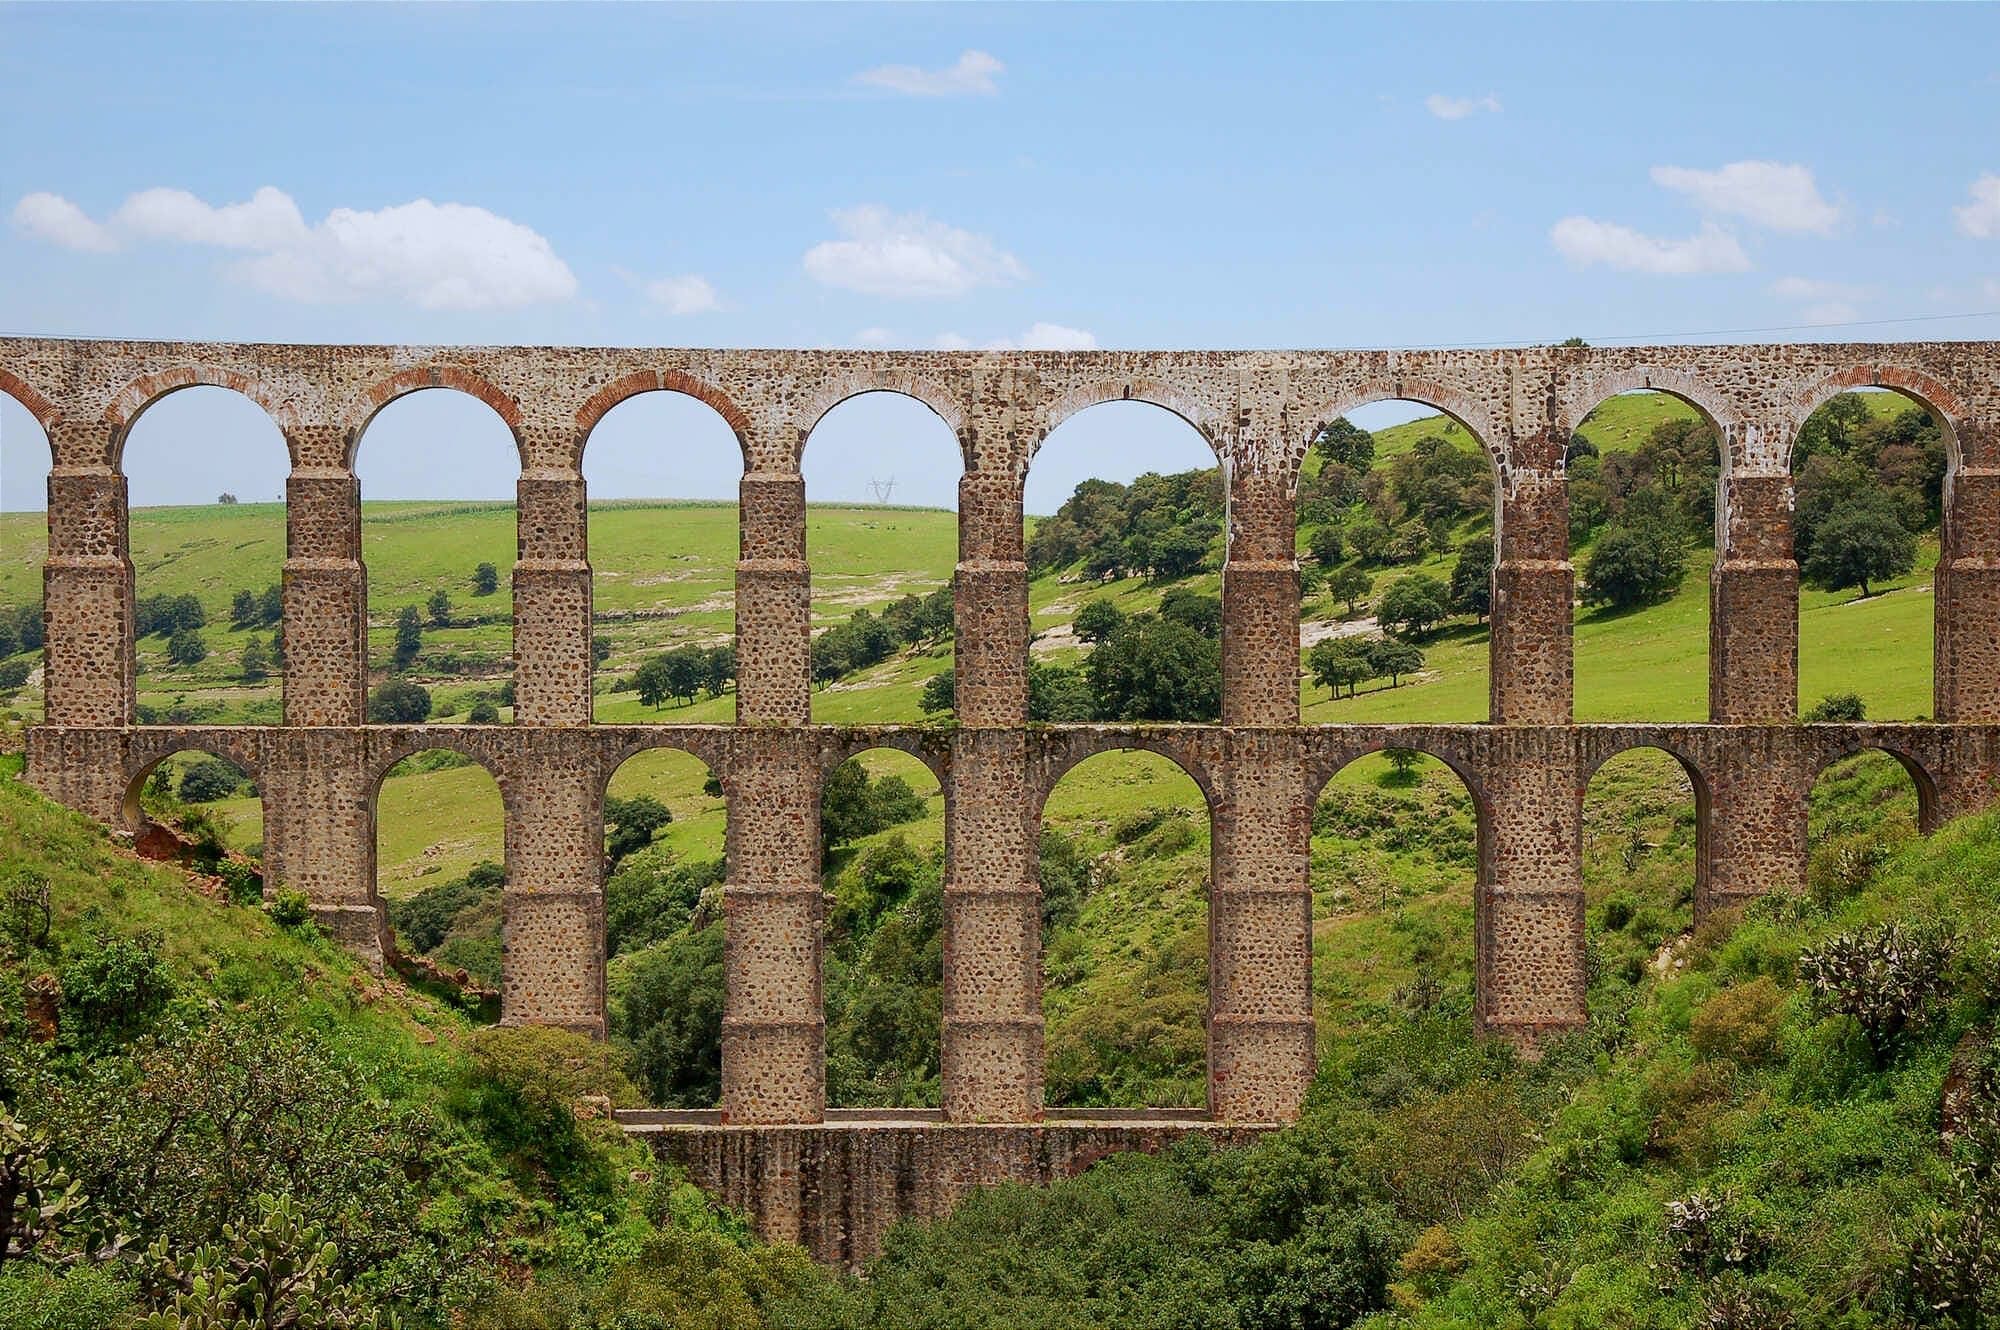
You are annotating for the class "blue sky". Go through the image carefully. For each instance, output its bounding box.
[3,2,1998,512]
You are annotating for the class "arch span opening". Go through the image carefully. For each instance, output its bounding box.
[120,386,289,726]
[1807,749,1931,908]
[376,749,507,990]
[355,390,518,726]
[602,745,730,1109]
[583,390,745,722]
[1307,748,1481,1056]
[1793,389,1947,721]
[1581,747,1704,1002]
[1568,391,1720,721]
[1025,401,1222,725]
[123,747,266,893]
[1300,401,1496,724]
[820,747,948,1107]
[1039,748,1209,1109]
[802,393,960,724]
[0,395,49,723]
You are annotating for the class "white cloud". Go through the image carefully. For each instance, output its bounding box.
[853,327,895,348]
[11,192,118,251]
[1953,173,2000,239]
[1770,275,1865,302]
[645,274,720,315]
[803,205,1028,298]
[1550,216,1751,275]
[1649,161,1840,234]
[929,323,1097,351]
[855,49,1003,97]
[10,186,578,310]
[1425,93,1502,120]
[1800,301,1861,325]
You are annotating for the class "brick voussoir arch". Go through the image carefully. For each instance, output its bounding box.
[795,369,969,471]
[103,367,300,470]
[0,367,60,432]
[1786,364,1968,472]
[1573,726,1717,795]
[1038,378,1230,468]
[573,369,755,471]
[1558,366,1747,464]
[1294,378,1508,493]
[345,365,527,469]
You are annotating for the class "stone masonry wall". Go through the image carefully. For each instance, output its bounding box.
[8,337,1999,1253]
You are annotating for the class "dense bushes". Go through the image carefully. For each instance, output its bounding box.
[1028,470,1224,581]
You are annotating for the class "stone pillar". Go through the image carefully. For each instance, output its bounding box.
[1221,473,1300,727]
[1711,470,1798,723]
[502,740,606,1035]
[941,467,1042,1121]
[1490,472,1572,724]
[1703,729,1810,915]
[43,423,133,727]
[1476,730,1586,1039]
[261,729,383,969]
[736,471,811,724]
[283,466,366,726]
[1208,732,1312,1121]
[722,729,824,1123]
[514,467,593,725]
[1936,435,2000,723]
[943,729,1040,1121]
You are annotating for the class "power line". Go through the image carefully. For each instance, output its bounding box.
[1386,307,2000,352]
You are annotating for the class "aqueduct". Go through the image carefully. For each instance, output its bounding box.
[5,336,1999,1263]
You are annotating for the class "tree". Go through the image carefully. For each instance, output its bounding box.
[231,588,259,628]
[1086,616,1220,722]
[1073,598,1126,645]
[1325,565,1372,617]
[178,756,245,803]
[368,677,432,723]
[257,583,283,626]
[167,627,208,666]
[216,491,238,504]
[919,669,955,715]
[1158,587,1221,638]
[12,605,42,652]
[473,561,500,596]
[1384,746,1421,781]
[604,794,673,869]
[1307,637,1374,698]
[1448,538,1493,621]
[700,645,735,698]
[427,588,452,628]
[633,656,673,709]
[239,636,270,682]
[1028,662,1095,721]
[1802,498,1915,598]
[1366,636,1425,686]
[592,635,612,665]
[1313,417,1376,474]
[468,699,500,724]
[393,605,423,669]
[1376,574,1450,639]
[1803,692,1866,722]
[1582,522,1687,609]
[1308,524,1344,567]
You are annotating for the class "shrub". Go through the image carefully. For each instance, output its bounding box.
[58,929,174,1047]
[267,889,312,930]
[213,859,263,908]
[467,699,499,724]
[615,922,725,1108]
[0,1264,140,1329]
[1689,977,1785,1066]
[175,757,244,804]
[0,660,29,694]
[138,1192,392,1330]
[367,677,431,724]
[1799,921,1957,1066]
[165,628,207,667]
[458,1026,639,1204]
[1803,692,1867,723]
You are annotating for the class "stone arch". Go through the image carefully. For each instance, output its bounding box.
[596,731,736,802]
[361,733,510,800]
[796,373,967,471]
[120,734,264,831]
[1033,733,1221,819]
[819,730,953,788]
[1786,365,1966,476]
[104,370,296,472]
[1577,740,1714,909]
[1294,379,1506,495]
[1302,732,1490,827]
[575,370,754,473]
[1808,739,1942,833]
[344,366,527,470]
[0,368,58,433]
[1561,368,1744,466]
[1037,379,1226,477]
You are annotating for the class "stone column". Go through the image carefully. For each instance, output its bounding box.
[261,728,383,969]
[1476,729,1586,1039]
[1208,732,1312,1122]
[1711,470,1798,722]
[942,467,1042,1121]
[1221,472,1300,727]
[514,466,593,725]
[1936,428,2000,723]
[502,738,606,1036]
[43,422,133,727]
[736,471,811,723]
[722,729,824,1123]
[1703,728,1810,915]
[283,462,366,726]
[1490,472,1573,724]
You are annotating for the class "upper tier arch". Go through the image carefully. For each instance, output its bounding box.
[345,366,527,470]
[575,369,754,472]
